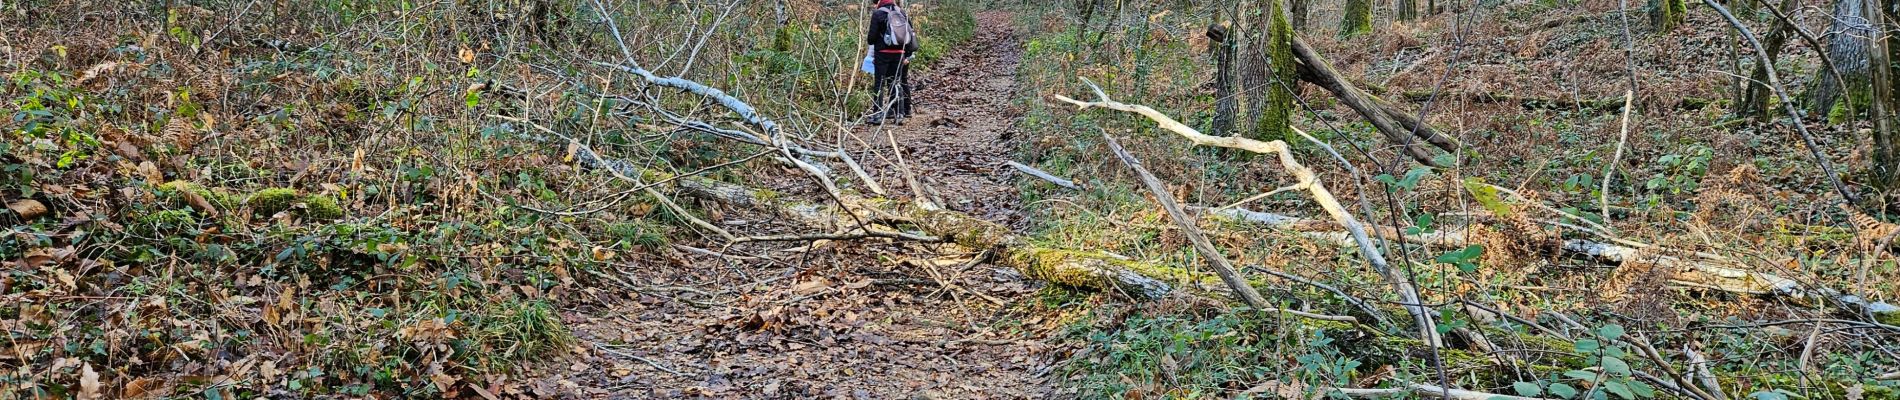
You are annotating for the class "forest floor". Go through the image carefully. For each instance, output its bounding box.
[539,11,1066,399]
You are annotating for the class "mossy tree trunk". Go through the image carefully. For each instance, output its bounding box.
[1342,0,1372,36]
[1398,0,1418,21]
[1802,0,1869,118]
[1649,0,1687,32]
[1225,2,1297,155]
[1739,0,1796,119]
[1256,1,1297,143]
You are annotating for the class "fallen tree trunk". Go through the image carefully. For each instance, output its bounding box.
[565,142,1182,299]
[1336,383,1548,400]
[1202,205,1900,325]
[1393,90,1715,112]
[1291,37,1458,161]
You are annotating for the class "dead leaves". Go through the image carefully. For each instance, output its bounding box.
[121,377,165,399]
[77,363,103,400]
[6,199,48,220]
[179,188,218,218]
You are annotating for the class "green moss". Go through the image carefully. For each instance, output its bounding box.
[157,180,236,209]
[752,188,780,203]
[1876,309,1900,326]
[247,188,300,216]
[639,168,675,183]
[1650,0,1686,32]
[137,209,199,232]
[1256,1,1296,144]
[300,195,345,221]
[1341,0,1372,36]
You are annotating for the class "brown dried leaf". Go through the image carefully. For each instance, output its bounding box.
[793,278,831,295]
[78,363,102,400]
[122,376,165,399]
[468,384,502,400]
[180,189,219,218]
[136,161,162,183]
[6,200,48,220]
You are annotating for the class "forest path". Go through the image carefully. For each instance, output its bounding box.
[543,11,1063,399]
[850,10,1028,225]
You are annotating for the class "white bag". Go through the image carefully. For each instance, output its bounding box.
[860,47,876,74]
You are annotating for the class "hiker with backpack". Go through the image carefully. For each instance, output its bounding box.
[865,0,918,125]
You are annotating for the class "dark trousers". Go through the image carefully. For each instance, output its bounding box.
[871,52,911,119]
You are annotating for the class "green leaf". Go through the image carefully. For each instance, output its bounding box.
[1464,178,1513,217]
[1414,213,1436,233]
[1513,382,1544,397]
[1549,383,1580,399]
[1749,390,1789,400]
[1398,166,1433,190]
[1597,324,1625,341]
[1628,381,1656,398]
[1601,356,1631,376]
[465,90,481,108]
[1602,381,1635,400]
[1574,339,1600,353]
[1563,369,1600,381]
[1434,153,1458,166]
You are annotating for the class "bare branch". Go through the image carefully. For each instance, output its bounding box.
[1104,134,1273,309]
[1058,79,1441,347]
[1006,161,1084,190]
[1701,0,1859,204]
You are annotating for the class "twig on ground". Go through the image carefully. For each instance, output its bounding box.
[593,343,692,377]
[1334,382,1548,400]
[1006,161,1083,190]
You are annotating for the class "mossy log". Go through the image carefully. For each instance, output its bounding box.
[566,143,1182,298]
[1204,205,1900,325]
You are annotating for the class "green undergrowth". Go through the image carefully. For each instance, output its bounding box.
[2,0,987,396]
[994,1,1900,398]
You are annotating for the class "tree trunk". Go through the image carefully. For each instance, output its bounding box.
[1803,0,1870,118]
[1650,0,1686,32]
[1290,37,1455,164]
[1343,0,1373,36]
[1241,0,1297,143]
[774,0,787,26]
[1740,0,1797,119]
[1292,0,1310,30]
[1868,0,1900,194]
[1398,0,1418,21]
[1210,19,1237,136]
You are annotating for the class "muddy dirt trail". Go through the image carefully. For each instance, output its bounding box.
[539,12,1064,399]
[853,10,1028,225]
